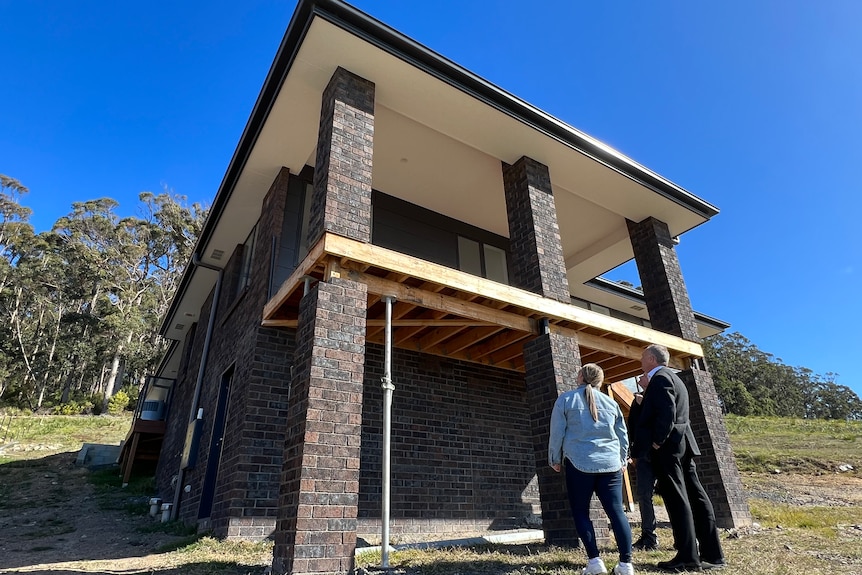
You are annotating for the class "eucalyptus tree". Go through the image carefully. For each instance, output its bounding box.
[51,193,206,411]
[0,175,36,401]
[123,191,206,389]
[704,331,860,419]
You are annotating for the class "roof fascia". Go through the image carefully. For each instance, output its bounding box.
[161,0,719,336]
[586,276,730,331]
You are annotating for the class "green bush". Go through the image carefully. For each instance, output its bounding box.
[54,400,95,415]
[107,390,130,415]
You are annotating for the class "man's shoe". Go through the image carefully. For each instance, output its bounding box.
[657,558,702,572]
[632,536,658,551]
[700,560,726,570]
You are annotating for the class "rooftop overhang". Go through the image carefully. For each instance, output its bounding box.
[159,0,722,369]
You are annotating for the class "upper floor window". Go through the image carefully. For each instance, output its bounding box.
[372,191,510,284]
[297,182,314,262]
[457,237,509,283]
[238,227,256,291]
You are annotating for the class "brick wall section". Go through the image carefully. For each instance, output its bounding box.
[627,216,752,528]
[626,217,699,342]
[155,318,202,499]
[523,332,611,547]
[502,156,570,303]
[214,167,293,538]
[272,277,368,575]
[307,67,375,248]
[357,346,539,540]
[155,168,294,536]
[681,368,752,527]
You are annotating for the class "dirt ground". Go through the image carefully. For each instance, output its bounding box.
[1,449,861,575]
[0,450,205,574]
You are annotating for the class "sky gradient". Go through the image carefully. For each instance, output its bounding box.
[3,1,860,399]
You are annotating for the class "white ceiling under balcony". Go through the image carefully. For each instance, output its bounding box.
[161,7,719,348]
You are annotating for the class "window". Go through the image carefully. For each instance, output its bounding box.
[370,190,511,282]
[238,227,256,291]
[483,244,509,284]
[296,182,314,261]
[457,237,482,276]
[457,235,509,283]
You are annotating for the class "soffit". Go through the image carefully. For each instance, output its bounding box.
[162,10,713,345]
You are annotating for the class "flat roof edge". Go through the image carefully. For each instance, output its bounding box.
[162,0,721,335]
[586,277,730,331]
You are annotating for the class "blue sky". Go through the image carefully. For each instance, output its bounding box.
[3,1,860,399]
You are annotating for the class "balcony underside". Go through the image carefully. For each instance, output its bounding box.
[263,233,703,382]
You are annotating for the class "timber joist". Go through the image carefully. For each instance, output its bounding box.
[262,233,703,380]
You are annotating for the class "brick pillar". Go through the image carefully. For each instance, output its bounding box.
[524,331,610,547]
[627,217,752,528]
[308,67,375,248]
[626,217,699,341]
[681,368,752,527]
[272,277,368,575]
[503,157,570,303]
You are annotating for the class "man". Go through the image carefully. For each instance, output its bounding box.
[627,374,658,551]
[632,344,726,572]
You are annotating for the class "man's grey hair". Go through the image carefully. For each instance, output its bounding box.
[646,344,670,366]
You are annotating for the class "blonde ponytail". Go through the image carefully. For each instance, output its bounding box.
[579,363,605,422]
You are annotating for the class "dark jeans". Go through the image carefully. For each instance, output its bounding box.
[564,459,633,563]
[635,457,657,540]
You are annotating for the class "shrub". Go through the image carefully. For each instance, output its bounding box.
[54,401,95,415]
[107,390,130,415]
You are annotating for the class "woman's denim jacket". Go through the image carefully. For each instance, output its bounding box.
[548,385,629,473]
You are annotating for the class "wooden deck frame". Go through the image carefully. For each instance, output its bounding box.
[262,233,703,379]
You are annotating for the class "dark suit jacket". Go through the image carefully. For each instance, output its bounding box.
[632,366,699,461]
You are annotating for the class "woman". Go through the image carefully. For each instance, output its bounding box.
[548,363,634,575]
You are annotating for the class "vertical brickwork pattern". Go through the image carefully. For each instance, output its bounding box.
[503,157,571,303]
[627,216,752,528]
[523,331,611,547]
[308,67,375,248]
[626,217,699,342]
[681,369,752,527]
[273,277,368,575]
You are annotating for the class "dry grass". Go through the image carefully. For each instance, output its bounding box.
[1,414,861,574]
[354,519,862,575]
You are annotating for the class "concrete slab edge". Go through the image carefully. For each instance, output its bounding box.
[355,529,545,557]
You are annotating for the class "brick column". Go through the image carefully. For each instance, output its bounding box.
[272,277,368,575]
[524,331,610,547]
[681,368,752,527]
[626,217,699,341]
[627,217,751,528]
[308,67,375,248]
[503,157,570,303]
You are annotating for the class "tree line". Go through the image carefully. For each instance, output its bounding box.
[703,332,862,420]
[0,174,206,413]
[2,173,859,419]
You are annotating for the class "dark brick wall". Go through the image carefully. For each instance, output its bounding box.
[272,277,368,575]
[627,216,752,527]
[155,317,203,500]
[524,332,587,547]
[308,67,375,248]
[626,217,699,342]
[503,156,570,303]
[681,368,751,527]
[357,345,539,539]
[155,168,294,535]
